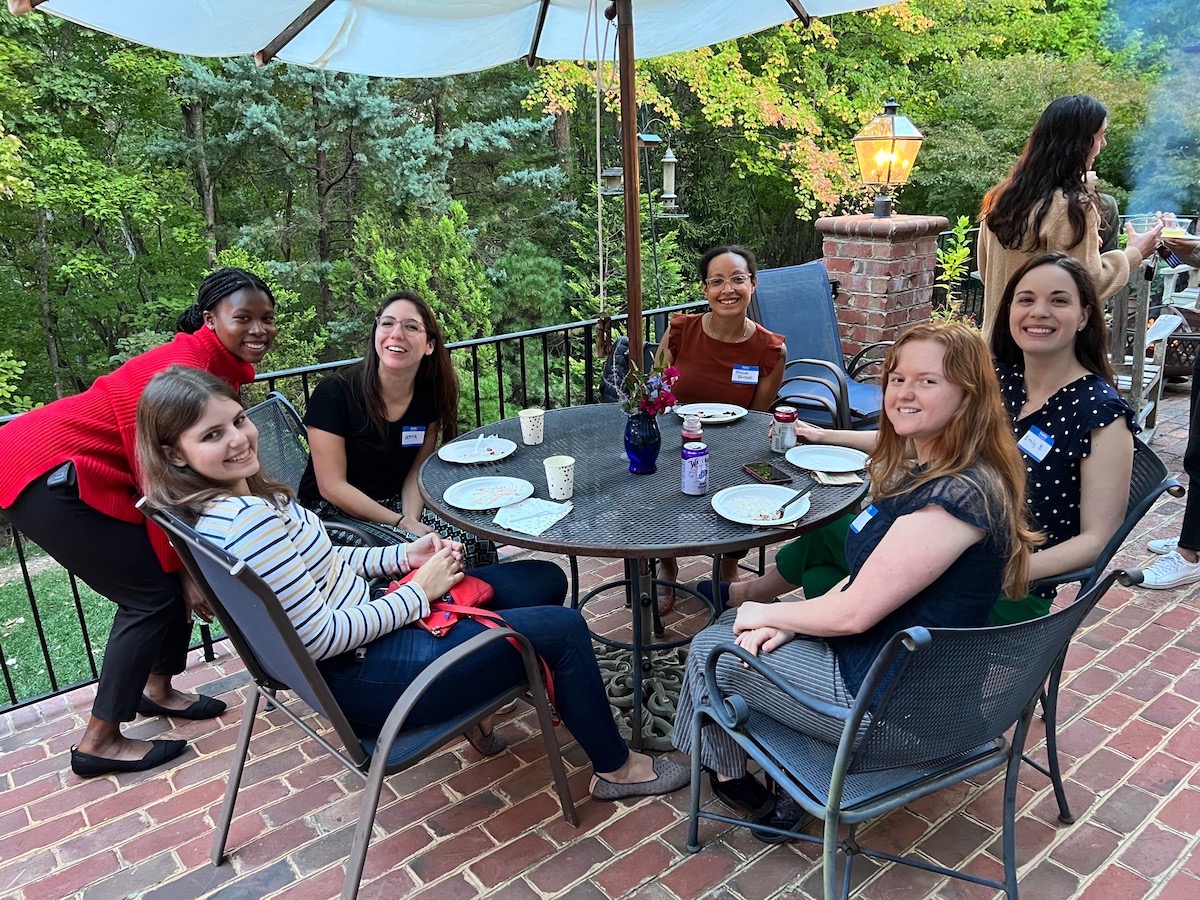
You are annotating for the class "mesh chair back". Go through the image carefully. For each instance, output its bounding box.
[753,262,882,421]
[148,506,367,764]
[245,392,310,491]
[847,574,1113,773]
[1036,438,1180,594]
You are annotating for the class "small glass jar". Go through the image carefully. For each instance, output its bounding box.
[681,414,703,445]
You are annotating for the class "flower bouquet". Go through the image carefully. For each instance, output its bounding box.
[619,363,679,474]
[619,363,680,416]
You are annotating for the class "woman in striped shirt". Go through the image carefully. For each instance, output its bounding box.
[136,366,688,801]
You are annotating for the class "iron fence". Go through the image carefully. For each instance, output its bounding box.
[0,301,701,712]
[0,227,989,711]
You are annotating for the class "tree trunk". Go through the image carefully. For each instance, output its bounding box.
[35,208,64,400]
[552,110,573,175]
[181,98,220,265]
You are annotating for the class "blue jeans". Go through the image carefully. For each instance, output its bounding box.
[319,560,629,773]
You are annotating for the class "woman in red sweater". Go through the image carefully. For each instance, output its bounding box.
[0,268,277,777]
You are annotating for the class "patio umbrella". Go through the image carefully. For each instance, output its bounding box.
[8,0,891,365]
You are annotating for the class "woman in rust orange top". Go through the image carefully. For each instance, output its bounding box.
[655,245,787,607]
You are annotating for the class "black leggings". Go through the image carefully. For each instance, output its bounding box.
[4,474,191,723]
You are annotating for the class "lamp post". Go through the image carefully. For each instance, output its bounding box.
[852,99,924,218]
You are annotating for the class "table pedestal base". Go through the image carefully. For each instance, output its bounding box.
[595,643,687,751]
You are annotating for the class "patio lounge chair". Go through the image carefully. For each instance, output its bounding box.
[685,570,1126,900]
[1028,438,1183,824]
[144,504,577,900]
[750,261,889,429]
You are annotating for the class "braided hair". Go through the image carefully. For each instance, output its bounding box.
[176,268,275,333]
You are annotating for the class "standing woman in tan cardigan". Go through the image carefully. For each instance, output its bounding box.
[977,94,1161,341]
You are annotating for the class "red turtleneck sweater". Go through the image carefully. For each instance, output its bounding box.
[0,326,256,571]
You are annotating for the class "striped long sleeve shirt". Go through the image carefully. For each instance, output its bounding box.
[195,495,430,660]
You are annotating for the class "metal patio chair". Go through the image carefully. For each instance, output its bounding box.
[1028,437,1182,824]
[243,391,380,548]
[145,504,577,900]
[750,261,889,429]
[685,571,1125,900]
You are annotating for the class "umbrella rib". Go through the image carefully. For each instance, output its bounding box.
[785,1,813,27]
[257,0,336,65]
[526,0,553,66]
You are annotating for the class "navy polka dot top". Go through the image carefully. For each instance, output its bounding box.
[996,361,1134,552]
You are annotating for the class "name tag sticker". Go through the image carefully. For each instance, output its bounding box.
[732,365,760,385]
[1017,425,1054,462]
[401,426,426,447]
[849,504,878,534]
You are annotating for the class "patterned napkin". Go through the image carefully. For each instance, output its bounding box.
[493,497,573,536]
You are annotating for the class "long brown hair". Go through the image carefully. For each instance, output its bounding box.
[136,366,291,522]
[980,94,1107,252]
[351,291,461,440]
[989,251,1116,385]
[871,322,1041,598]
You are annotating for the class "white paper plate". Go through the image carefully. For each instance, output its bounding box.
[675,402,748,424]
[443,476,534,510]
[711,484,811,526]
[437,436,517,464]
[786,445,869,473]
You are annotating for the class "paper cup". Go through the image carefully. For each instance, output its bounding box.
[519,408,545,445]
[543,455,575,500]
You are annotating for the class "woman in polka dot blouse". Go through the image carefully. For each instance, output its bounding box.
[988,251,1134,623]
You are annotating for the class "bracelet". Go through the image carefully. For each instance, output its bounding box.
[393,513,404,528]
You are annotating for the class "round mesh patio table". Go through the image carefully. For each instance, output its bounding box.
[419,404,868,748]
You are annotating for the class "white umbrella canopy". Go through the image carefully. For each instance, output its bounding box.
[9,0,891,363]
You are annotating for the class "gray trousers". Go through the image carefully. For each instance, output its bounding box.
[672,609,856,776]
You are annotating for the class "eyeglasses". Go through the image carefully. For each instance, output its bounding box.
[376,317,425,335]
[703,274,753,289]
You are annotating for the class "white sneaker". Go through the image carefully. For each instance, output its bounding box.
[1147,538,1179,555]
[1140,551,1200,589]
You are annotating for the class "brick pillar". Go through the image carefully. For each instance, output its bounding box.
[816,214,948,358]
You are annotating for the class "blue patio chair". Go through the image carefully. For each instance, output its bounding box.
[145,504,577,900]
[750,261,889,429]
[1028,438,1182,824]
[685,570,1126,900]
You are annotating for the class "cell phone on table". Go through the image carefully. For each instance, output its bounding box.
[742,461,793,485]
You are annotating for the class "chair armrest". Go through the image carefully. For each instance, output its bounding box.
[373,626,543,753]
[847,341,893,382]
[775,375,846,428]
[326,521,391,548]
[702,641,854,728]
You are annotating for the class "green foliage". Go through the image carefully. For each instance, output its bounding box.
[0,349,32,414]
[904,54,1149,219]
[933,216,977,325]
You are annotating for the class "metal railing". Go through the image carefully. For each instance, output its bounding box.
[0,228,992,711]
[0,301,703,712]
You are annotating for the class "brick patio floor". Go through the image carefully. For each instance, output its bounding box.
[4,385,1200,899]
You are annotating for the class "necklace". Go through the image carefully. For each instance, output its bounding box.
[702,313,753,344]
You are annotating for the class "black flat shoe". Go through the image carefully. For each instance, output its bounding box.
[138,694,226,720]
[708,770,774,819]
[751,791,812,843]
[70,739,188,778]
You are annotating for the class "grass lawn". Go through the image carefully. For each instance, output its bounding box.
[0,554,225,708]
[0,565,113,704]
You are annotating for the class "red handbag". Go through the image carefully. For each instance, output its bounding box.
[387,572,494,637]
[387,576,559,720]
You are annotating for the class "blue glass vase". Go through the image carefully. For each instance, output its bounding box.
[624,411,662,475]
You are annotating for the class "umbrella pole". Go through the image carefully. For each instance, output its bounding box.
[615,0,645,370]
